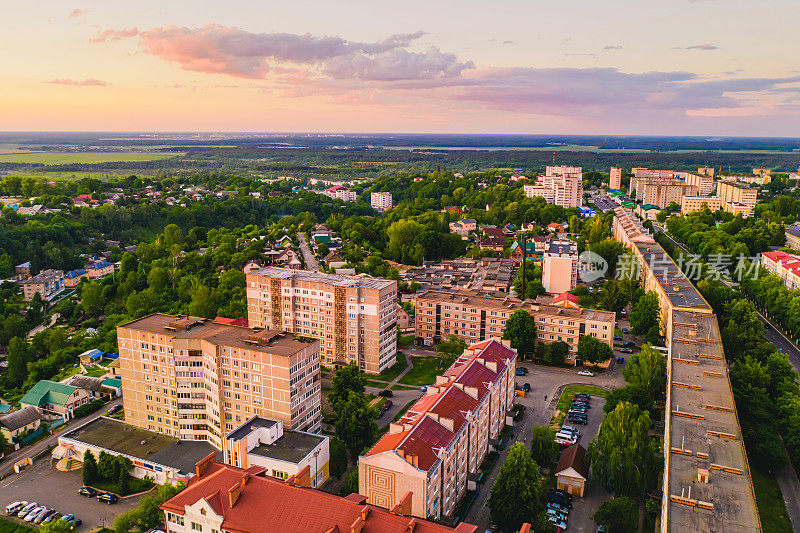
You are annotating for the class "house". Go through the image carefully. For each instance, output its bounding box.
[87,260,114,279]
[276,235,293,247]
[555,444,588,497]
[396,304,411,329]
[20,269,64,301]
[0,406,43,442]
[79,348,104,366]
[324,250,344,267]
[546,222,565,233]
[479,226,509,251]
[14,261,31,280]
[323,185,357,202]
[64,270,88,288]
[19,380,92,421]
[64,374,121,398]
[552,292,580,308]
[243,260,264,275]
[449,218,477,238]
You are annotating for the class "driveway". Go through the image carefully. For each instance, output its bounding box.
[298,233,320,272]
[1,457,145,530]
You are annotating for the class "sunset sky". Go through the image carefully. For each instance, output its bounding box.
[2,0,800,135]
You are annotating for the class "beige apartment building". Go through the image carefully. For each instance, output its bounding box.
[684,173,716,196]
[632,167,674,179]
[542,240,578,294]
[717,180,758,207]
[630,178,698,208]
[246,267,398,374]
[523,183,556,203]
[681,196,722,215]
[21,269,64,301]
[609,167,622,190]
[414,290,614,363]
[697,166,715,177]
[117,315,322,450]
[359,339,517,520]
[543,165,583,208]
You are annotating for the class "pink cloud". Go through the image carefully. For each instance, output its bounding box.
[91,28,139,43]
[69,9,85,18]
[45,78,109,86]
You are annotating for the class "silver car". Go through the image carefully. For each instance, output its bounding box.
[16,502,37,518]
[24,506,45,522]
[35,509,55,524]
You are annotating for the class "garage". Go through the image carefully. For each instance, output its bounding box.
[555,443,588,497]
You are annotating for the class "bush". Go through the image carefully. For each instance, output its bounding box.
[339,469,358,496]
[73,398,105,418]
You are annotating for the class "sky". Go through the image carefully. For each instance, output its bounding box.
[2,0,800,135]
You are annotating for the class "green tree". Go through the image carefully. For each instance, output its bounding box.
[512,261,545,299]
[629,290,660,341]
[0,432,7,455]
[577,335,614,364]
[622,345,666,405]
[595,280,628,315]
[488,443,543,533]
[335,392,378,460]
[544,340,569,366]
[120,251,138,275]
[329,437,349,479]
[81,280,105,316]
[83,449,98,486]
[529,425,559,467]
[436,334,467,366]
[98,450,118,480]
[40,518,74,533]
[502,309,537,357]
[340,469,359,496]
[587,402,659,496]
[592,496,639,533]
[328,363,366,412]
[7,336,32,386]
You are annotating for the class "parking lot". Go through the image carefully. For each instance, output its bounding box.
[1,457,145,530]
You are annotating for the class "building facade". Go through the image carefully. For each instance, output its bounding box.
[370,192,393,211]
[359,339,516,520]
[542,240,578,294]
[717,181,758,207]
[786,225,800,250]
[609,167,622,190]
[680,196,722,215]
[20,269,64,301]
[684,173,716,196]
[630,178,698,208]
[414,290,614,362]
[117,315,322,449]
[245,267,398,374]
[523,184,556,203]
[323,185,357,202]
[761,251,800,291]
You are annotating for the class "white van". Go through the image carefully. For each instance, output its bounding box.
[5,501,24,515]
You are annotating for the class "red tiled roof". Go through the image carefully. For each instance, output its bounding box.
[553,293,580,304]
[762,250,793,262]
[161,462,465,533]
[399,415,455,471]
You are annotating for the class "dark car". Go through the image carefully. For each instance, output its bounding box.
[67,518,83,530]
[622,341,636,348]
[522,383,531,392]
[568,416,587,425]
[378,390,393,398]
[98,493,118,504]
[617,356,625,364]
[622,328,628,334]
[619,348,633,354]
[108,404,122,415]
[515,368,529,376]
[78,487,97,497]
[613,335,623,341]
[383,400,393,409]
[549,488,573,501]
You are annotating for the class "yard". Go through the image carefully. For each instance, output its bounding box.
[751,467,793,533]
[0,518,33,533]
[373,352,409,382]
[398,356,442,386]
[550,384,609,427]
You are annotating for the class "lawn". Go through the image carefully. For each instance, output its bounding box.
[398,356,442,386]
[366,380,389,388]
[0,151,181,165]
[751,467,793,533]
[0,518,33,533]
[390,384,418,391]
[375,352,409,382]
[550,384,609,426]
[398,334,415,348]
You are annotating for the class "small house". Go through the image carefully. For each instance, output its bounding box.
[555,444,588,497]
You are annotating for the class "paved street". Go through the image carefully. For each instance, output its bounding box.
[298,233,321,272]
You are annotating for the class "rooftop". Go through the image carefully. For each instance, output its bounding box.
[227,416,278,441]
[21,269,62,284]
[786,225,800,239]
[248,266,394,290]
[250,429,326,464]
[719,181,758,191]
[633,242,711,312]
[0,406,43,432]
[20,380,78,407]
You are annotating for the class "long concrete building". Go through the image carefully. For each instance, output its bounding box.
[414,289,614,364]
[612,208,760,532]
[117,314,322,449]
[359,339,516,520]
[246,267,398,374]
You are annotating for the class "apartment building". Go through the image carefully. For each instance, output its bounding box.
[697,166,715,177]
[359,339,516,520]
[523,183,556,203]
[448,218,477,238]
[323,185,357,202]
[20,269,64,301]
[117,314,322,450]
[680,196,722,215]
[160,457,478,533]
[786,225,800,249]
[717,180,758,207]
[631,167,674,179]
[542,240,578,293]
[245,267,398,374]
[543,165,583,208]
[761,251,800,290]
[87,260,115,278]
[684,173,716,196]
[611,207,655,248]
[414,290,614,361]
[609,167,622,190]
[630,178,698,208]
[371,192,393,211]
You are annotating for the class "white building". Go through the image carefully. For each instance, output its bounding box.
[323,185,357,202]
[371,192,393,211]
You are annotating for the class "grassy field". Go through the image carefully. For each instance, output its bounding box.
[0,517,33,533]
[751,467,793,533]
[0,151,181,165]
[374,352,408,382]
[550,384,609,426]
[399,356,442,386]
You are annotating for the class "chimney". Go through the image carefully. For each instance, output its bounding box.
[350,516,364,533]
[361,506,370,522]
[228,482,243,508]
[405,518,417,532]
[285,465,311,487]
[195,452,216,478]
[389,422,406,435]
[518,525,531,533]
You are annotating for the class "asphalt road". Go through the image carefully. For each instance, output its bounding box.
[588,193,617,212]
[298,233,321,272]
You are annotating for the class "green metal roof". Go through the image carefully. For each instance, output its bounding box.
[641,204,659,210]
[102,378,122,388]
[0,403,11,414]
[20,380,77,408]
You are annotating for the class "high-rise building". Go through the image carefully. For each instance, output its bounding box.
[543,240,579,293]
[370,192,393,211]
[697,166,716,177]
[717,181,758,207]
[539,166,584,208]
[246,267,398,374]
[684,173,716,196]
[117,314,322,449]
[609,167,622,190]
[630,178,698,208]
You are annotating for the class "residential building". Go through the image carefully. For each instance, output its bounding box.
[577,206,597,218]
[371,192,393,211]
[630,178,698,208]
[753,167,771,177]
[64,269,89,287]
[245,267,397,374]
[223,416,329,488]
[20,269,64,301]
[681,196,722,215]
[761,251,800,290]
[786,225,800,249]
[359,339,516,520]
[697,166,715,177]
[323,185,357,202]
[555,444,588,497]
[19,380,92,421]
[611,207,655,248]
[717,181,758,208]
[543,240,578,294]
[609,167,622,190]
[448,218,477,238]
[161,457,479,533]
[510,237,549,260]
[635,204,660,221]
[631,167,674,179]
[684,173,716,196]
[117,314,322,449]
[523,183,555,203]
[723,201,753,218]
[413,290,614,361]
[478,226,509,251]
[543,166,583,208]
[14,261,31,280]
[402,258,516,295]
[87,260,115,278]
[0,406,43,443]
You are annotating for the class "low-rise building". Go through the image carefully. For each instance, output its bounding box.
[786,225,800,250]
[65,269,89,287]
[723,201,753,218]
[543,240,578,294]
[761,251,800,290]
[681,196,722,215]
[0,406,43,443]
[635,204,660,221]
[448,219,477,238]
[223,416,329,488]
[323,185,357,202]
[555,444,588,497]
[87,260,114,278]
[19,380,93,421]
[20,269,64,301]
[14,261,31,280]
[359,339,516,520]
[371,192,393,211]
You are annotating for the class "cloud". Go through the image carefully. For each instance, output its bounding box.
[45,78,108,86]
[604,45,623,50]
[91,28,139,43]
[679,43,718,50]
[68,9,85,18]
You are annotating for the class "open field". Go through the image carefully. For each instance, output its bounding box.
[0,151,181,165]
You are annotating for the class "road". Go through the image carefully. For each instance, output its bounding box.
[0,397,123,479]
[298,233,321,272]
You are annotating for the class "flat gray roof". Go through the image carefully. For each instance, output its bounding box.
[250,266,394,290]
[786,225,800,239]
[227,416,278,441]
[634,242,710,311]
[249,430,326,464]
[666,311,760,532]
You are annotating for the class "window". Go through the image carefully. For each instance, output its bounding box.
[191,523,202,532]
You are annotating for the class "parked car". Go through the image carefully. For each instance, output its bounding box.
[60,514,75,522]
[573,394,590,401]
[622,341,636,348]
[35,509,55,524]
[622,328,628,334]
[378,390,393,398]
[24,506,45,522]
[613,335,623,341]
[548,495,573,509]
[17,503,37,518]
[98,493,119,504]
[547,517,567,529]
[522,383,531,392]
[549,488,573,501]
[67,518,83,530]
[619,348,633,354]
[561,425,580,436]
[108,404,122,415]
[577,370,594,377]
[568,416,587,425]
[5,502,25,515]
[78,487,97,497]
[617,356,625,364]
[44,513,62,524]
[547,502,569,513]
[515,368,529,376]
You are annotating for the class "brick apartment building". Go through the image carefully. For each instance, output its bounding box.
[359,339,516,520]
[542,240,578,294]
[21,269,64,301]
[117,315,322,450]
[717,180,758,208]
[245,267,398,374]
[414,290,614,363]
[609,167,622,190]
[684,172,717,196]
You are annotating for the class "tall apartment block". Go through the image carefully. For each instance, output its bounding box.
[543,165,583,208]
[117,314,322,450]
[359,339,516,520]
[414,289,614,363]
[246,267,398,374]
[684,172,717,196]
[629,178,698,208]
[609,167,622,190]
[717,180,758,207]
[542,240,578,294]
[371,192,393,211]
